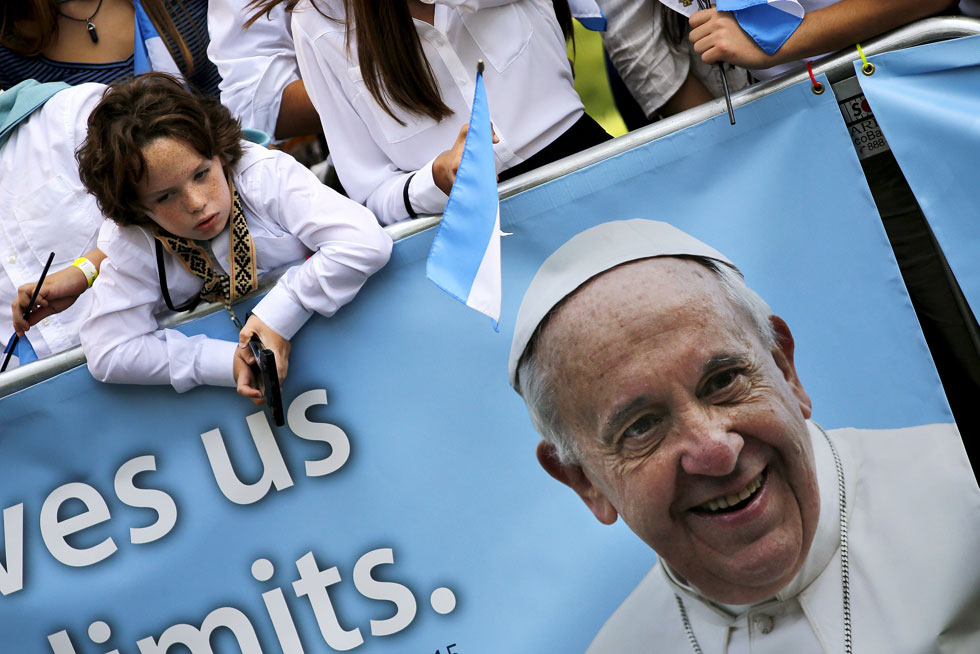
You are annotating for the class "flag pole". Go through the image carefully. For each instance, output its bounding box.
[719,62,735,125]
[698,0,736,125]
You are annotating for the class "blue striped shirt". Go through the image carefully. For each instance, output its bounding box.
[0,0,221,96]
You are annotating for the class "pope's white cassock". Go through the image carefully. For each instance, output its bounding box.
[588,421,980,653]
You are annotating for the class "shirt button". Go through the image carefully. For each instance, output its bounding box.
[7,255,15,263]
[752,614,774,635]
[41,318,51,326]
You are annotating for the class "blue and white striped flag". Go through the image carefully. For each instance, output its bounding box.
[133,0,182,77]
[569,0,607,31]
[660,0,804,56]
[426,66,504,328]
[2,332,37,372]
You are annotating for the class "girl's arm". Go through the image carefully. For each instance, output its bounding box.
[689,0,953,70]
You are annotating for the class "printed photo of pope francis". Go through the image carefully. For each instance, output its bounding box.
[508,219,980,653]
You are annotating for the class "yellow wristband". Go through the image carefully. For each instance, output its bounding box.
[73,257,98,288]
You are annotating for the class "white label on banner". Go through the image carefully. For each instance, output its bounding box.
[658,0,699,18]
[832,75,891,161]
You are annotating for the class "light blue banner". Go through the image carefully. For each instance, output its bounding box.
[857,34,980,323]
[0,74,950,653]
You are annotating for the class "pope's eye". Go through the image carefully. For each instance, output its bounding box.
[623,414,660,440]
[704,368,741,395]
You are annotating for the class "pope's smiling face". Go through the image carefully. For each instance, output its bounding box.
[536,257,819,604]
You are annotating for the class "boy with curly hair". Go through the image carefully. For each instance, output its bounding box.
[74,73,391,399]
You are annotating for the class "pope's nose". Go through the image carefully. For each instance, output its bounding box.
[677,415,743,477]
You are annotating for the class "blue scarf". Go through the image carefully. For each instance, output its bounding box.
[0,80,70,149]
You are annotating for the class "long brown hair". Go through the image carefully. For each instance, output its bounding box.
[1,0,199,75]
[248,0,574,124]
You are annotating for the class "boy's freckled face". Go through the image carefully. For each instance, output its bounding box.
[136,137,232,240]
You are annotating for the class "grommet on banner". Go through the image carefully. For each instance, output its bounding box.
[856,43,875,75]
[807,62,824,94]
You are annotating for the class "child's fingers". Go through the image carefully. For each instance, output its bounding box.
[236,373,264,404]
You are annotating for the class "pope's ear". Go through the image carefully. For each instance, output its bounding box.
[536,440,618,525]
[769,315,812,419]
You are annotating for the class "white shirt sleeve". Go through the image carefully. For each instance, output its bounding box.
[241,150,394,339]
[408,155,452,217]
[207,0,301,137]
[80,223,238,392]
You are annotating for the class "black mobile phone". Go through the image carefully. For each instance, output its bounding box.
[248,335,284,427]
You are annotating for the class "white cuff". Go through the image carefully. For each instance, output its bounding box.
[200,339,239,388]
[252,281,313,341]
[408,158,451,217]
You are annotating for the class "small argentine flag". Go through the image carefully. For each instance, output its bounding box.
[426,62,505,328]
[569,0,607,31]
[133,0,183,77]
[1,332,37,373]
[660,0,804,56]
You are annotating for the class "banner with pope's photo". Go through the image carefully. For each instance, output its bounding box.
[0,69,955,652]
[855,34,980,323]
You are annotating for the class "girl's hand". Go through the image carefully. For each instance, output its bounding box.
[689,9,772,69]
[433,123,499,195]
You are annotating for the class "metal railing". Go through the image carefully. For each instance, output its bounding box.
[3,16,978,399]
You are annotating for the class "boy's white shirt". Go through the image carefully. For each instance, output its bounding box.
[79,143,392,392]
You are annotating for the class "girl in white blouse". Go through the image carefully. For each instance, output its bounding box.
[72,73,392,398]
[251,0,610,225]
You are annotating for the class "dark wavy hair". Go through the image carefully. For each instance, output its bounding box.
[77,73,243,227]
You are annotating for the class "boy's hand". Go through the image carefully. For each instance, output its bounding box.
[233,347,265,405]
[239,314,290,384]
[12,266,90,336]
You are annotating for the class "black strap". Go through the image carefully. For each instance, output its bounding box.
[402,172,418,218]
[155,238,200,312]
